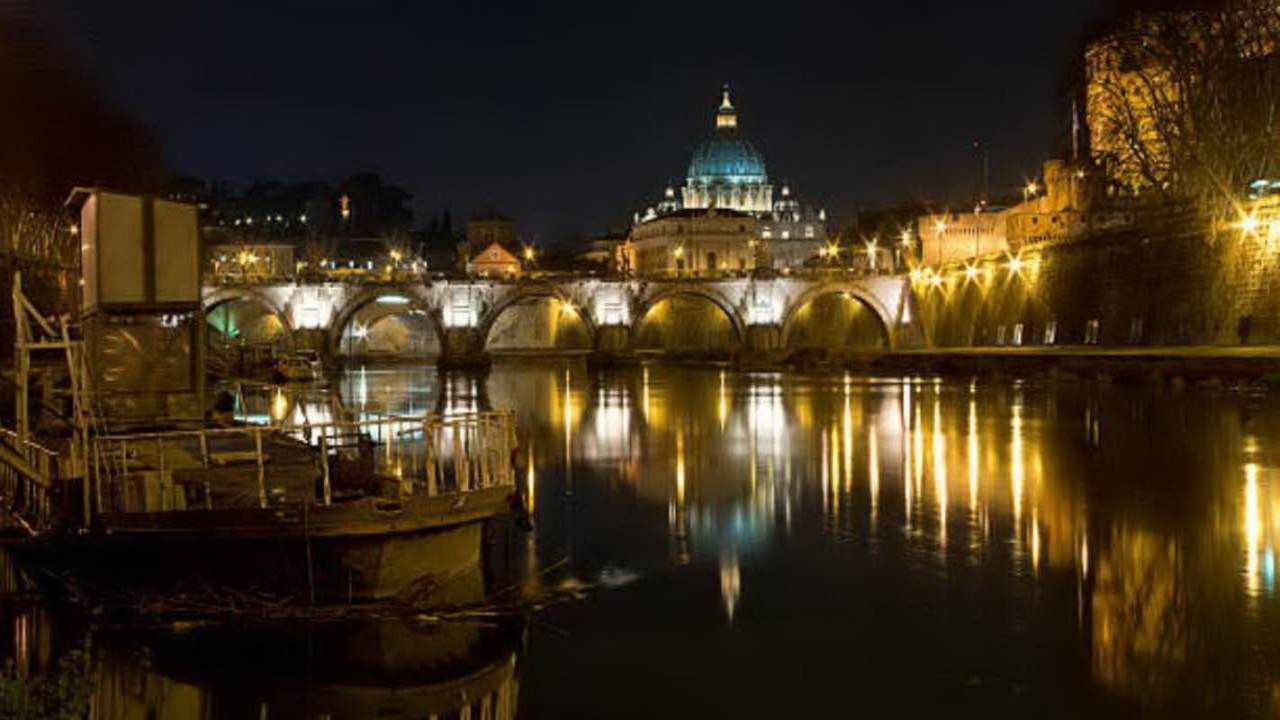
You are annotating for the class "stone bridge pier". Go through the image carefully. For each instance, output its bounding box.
[202,273,919,367]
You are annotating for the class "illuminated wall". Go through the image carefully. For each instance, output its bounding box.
[912,211,1280,347]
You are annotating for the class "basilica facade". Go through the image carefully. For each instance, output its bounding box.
[628,86,828,275]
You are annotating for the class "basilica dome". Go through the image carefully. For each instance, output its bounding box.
[686,86,767,185]
[687,136,767,185]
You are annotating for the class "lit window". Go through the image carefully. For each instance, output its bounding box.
[762,229,772,239]
[804,225,815,238]
[782,230,791,240]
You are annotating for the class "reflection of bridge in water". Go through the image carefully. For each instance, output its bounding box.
[204,273,918,363]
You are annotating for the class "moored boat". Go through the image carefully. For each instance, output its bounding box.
[0,188,528,603]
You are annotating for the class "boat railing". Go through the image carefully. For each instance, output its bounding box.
[0,429,60,534]
[281,411,518,500]
[86,411,517,517]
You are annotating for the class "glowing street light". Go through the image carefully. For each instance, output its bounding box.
[964,263,980,281]
[389,249,402,263]
[900,229,913,246]
[934,220,947,234]
[523,246,536,262]
[1007,253,1024,274]
[1240,213,1261,235]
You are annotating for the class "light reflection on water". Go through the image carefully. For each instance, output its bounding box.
[14,363,1280,716]
[234,363,1280,714]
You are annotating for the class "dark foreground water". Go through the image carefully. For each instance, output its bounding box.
[8,363,1280,718]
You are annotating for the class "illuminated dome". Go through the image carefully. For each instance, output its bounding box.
[688,137,767,185]
[680,85,773,214]
[687,86,767,185]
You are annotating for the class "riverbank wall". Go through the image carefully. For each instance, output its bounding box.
[910,213,1280,349]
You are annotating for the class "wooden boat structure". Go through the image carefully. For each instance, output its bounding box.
[0,189,527,602]
[2,286,524,600]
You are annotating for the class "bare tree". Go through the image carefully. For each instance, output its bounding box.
[0,185,75,266]
[1086,0,1280,212]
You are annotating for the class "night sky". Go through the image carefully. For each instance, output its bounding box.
[26,1,1111,244]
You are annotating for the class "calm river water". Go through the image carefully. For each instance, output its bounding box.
[9,362,1280,717]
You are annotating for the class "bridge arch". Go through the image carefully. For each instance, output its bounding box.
[632,286,745,355]
[328,286,443,359]
[781,282,895,351]
[203,287,295,347]
[478,285,597,354]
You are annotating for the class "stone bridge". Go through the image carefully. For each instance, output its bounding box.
[203,274,919,364]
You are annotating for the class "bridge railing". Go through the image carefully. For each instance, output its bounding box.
[204,264,899,289]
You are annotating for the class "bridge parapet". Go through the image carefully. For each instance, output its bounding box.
[202,271,917,364]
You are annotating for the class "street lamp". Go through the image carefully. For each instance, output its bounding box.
[1240,213,1261,235]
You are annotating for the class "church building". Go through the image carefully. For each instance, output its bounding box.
[628,86,829,274]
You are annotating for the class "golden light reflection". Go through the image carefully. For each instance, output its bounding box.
[1245,462,1261,596]
[269,387,290,424]
[967,397,979,514]
[933,397,947,549]
[830,425,841,520]
[821,430,830,516]
[842,393,854,493]
[720,550,741,622]
[1011,399,1025,532]
[718,370,728,430]
[868,426,880,527]
[526,437,536,514]
[642,365,651,420]
[676,428,686,508]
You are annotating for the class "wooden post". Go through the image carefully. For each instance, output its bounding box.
[94,440,103,516]
[425,419,438,497]
[320,433,331,506]
[157,437,166,511]
[199,430,212,510]
[255,429,267,508]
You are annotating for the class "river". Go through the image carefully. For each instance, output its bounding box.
[7,362,1280,717]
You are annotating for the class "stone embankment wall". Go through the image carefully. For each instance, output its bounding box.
[912,216,1280,349]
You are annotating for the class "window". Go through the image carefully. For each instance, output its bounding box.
[804,225,815,238]
[762,229,773,239]
[676,259,685,271]
[782,230,791,240]
[1012,323,1024,346]
[707,251,718,270]
[996,325,1007,345]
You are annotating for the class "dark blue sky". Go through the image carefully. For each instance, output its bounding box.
[35,0,1109,243]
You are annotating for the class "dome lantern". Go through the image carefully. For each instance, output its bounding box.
[716,83,737,129]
